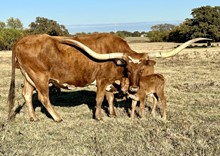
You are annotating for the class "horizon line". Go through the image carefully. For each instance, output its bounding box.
[66,20,183,27]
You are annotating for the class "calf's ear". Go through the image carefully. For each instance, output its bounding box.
[145,60,156,66]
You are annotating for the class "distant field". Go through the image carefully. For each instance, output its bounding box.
[0,42,220,155]
[125,37,150,43]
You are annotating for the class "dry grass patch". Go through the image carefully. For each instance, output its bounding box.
[0,43,220,155]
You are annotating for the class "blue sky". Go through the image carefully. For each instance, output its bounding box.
[1,0,219,33]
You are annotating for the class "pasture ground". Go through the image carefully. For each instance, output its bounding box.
[0,41,220,156]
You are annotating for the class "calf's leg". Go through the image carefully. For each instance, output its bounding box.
[157,87,167,120]
[151,95,158,118]
[139,92,146,118]
[130,100,137,119]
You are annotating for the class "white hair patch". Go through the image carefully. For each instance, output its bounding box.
[128,56,141,64]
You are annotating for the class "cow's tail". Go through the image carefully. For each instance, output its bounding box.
[7,46,16,120]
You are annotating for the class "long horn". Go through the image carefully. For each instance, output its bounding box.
[60,38,124,60]
[147,38,212,58]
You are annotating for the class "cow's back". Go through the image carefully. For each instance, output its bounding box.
[14,34,127,87]
[72,33,134,54]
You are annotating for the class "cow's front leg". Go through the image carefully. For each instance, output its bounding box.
[95,80,108,120]
[105,91,116,117]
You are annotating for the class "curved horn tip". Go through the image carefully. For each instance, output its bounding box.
[194,38,212,41]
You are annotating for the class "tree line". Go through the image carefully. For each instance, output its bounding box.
[0,17,70,50]
[0,6,219,50]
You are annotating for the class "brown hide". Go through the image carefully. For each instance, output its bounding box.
[130,74,167,120]
[8,33,210,121]
[16,34,130,87]
[9,33,149,121]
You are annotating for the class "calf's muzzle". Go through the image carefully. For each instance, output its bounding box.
[129,86,139,93]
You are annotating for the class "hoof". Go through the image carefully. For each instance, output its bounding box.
[95,116,102,121]
[151,112,156,118]
[109,112,117,118]
[130,114,135,120]
[7,113,16,121]
[109,115,116,118]
[54,118,63,122]
[162,116,167,121]
[30,117,39,122]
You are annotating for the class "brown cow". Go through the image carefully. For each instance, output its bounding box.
[122,74,166,120]
[7,33,210,121]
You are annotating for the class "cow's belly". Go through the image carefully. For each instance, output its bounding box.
[50,67,96,88]
[50,78,96,90]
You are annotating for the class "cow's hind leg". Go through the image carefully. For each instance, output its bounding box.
[29,73,62,122]
[22,79,38,121]
[37,85,62,122]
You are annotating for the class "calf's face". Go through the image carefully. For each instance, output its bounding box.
[124,59,156,93]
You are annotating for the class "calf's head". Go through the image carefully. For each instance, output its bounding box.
[121,53,149,93]
[120,55,156,93]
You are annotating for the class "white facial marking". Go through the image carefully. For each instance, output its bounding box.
[128,56,141,64]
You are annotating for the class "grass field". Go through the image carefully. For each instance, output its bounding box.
[0,42,220,156]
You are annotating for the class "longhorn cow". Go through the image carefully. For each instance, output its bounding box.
[7,33,210,121]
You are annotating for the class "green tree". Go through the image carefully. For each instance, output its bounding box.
[0,28,23,50]
[147,30,164,42]
[7,17,23,30]
[132,31,141,37]
[151,24,176,32]
[0,21,6,29]
[26,17,69,36]
[169,6,220,42]
[147,24,176,42]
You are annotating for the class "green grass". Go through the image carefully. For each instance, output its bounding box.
[0,46,220,156]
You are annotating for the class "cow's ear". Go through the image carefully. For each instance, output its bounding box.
[149,60,156,65]
[115,59,126,66]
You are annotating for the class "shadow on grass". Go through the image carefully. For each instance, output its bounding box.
[30,90,131,120]
[11,89,160,120]
[11,89,158,121]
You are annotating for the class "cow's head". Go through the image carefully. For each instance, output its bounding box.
[120,53,149,93]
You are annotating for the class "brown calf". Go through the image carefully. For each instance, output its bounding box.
[106,59,156,102]
[122,74,166,120]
